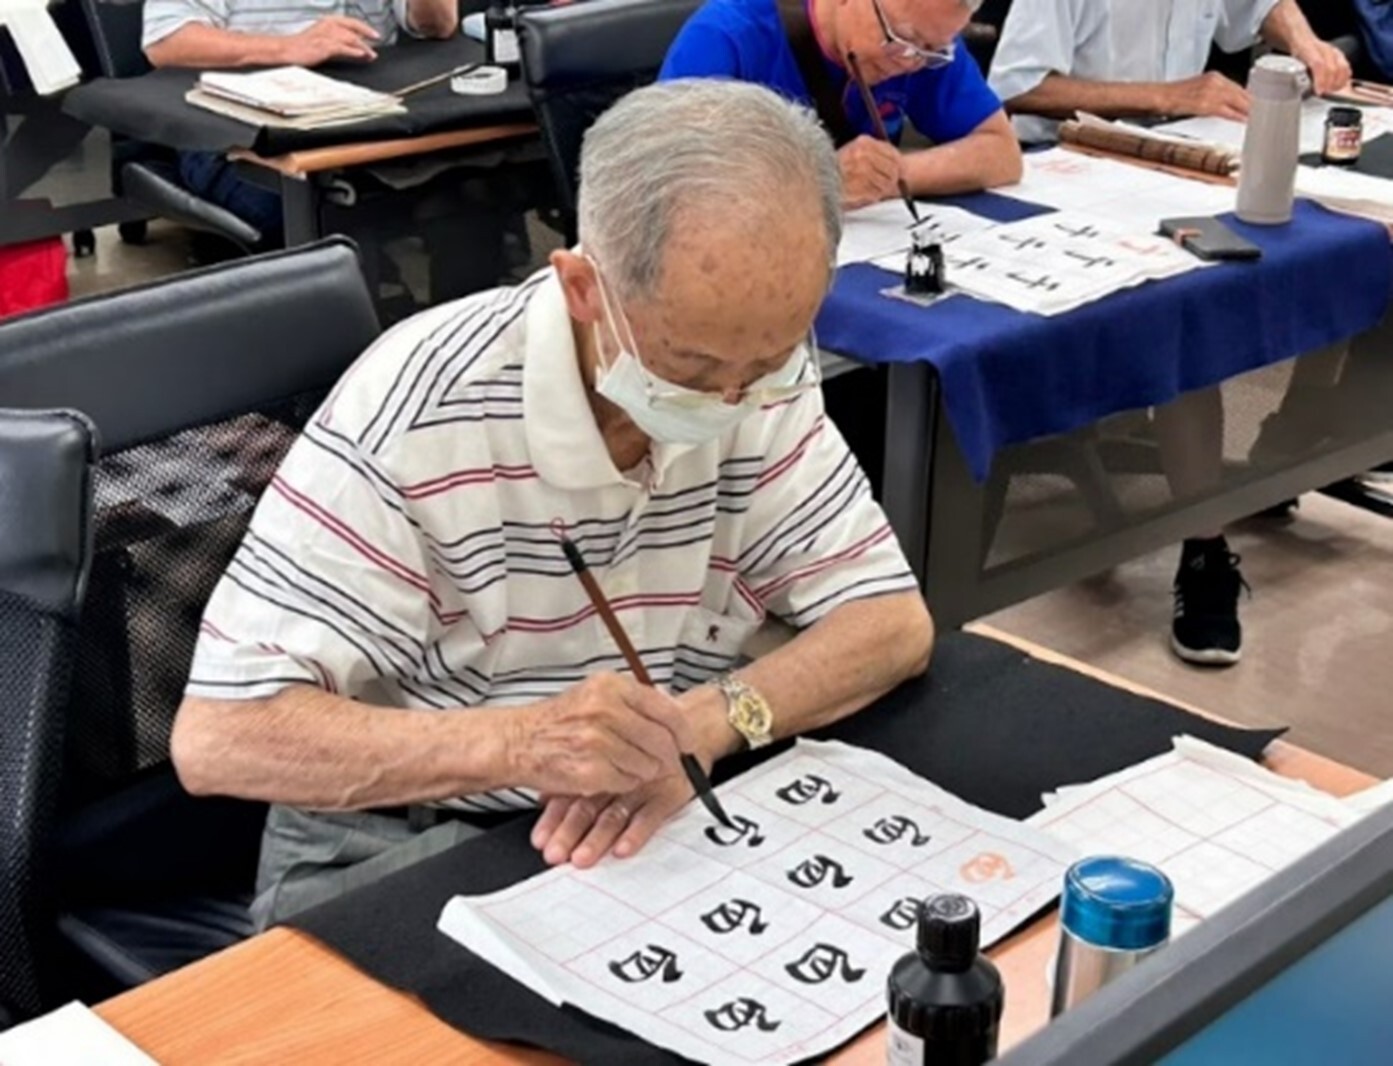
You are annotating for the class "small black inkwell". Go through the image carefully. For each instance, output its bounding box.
[904,230,946,297]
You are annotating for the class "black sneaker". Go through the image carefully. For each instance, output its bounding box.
[1171,538,1248,667]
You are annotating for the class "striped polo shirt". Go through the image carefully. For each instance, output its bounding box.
[186,268,919,813]
[142,0,408,50]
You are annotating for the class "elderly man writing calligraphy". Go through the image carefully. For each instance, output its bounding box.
[172,79,934,928]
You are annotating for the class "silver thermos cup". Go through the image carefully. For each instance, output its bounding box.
[1235,55,1306,225]
[1050,856,1174,1017]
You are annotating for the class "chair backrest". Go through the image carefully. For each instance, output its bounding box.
[0,238,380,808]
[518,0,705,239]
[77,0,148,80]
[0,409,95,1023]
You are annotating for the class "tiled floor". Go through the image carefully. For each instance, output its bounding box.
[984,493,1393,779]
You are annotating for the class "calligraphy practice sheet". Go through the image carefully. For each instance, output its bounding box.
[837,200,997,266]
[439,740,1075,1065]
[1030,737,1359,935]
[873,210,1208,317]
[1002,147,1237,232]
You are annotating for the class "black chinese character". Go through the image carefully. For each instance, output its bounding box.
[774,774,840,806]
[700,898,769,936]
[785,943,866,985]
[704,998,781,1032]
[863,815,932,847]
[608,944,683,984]
[703,814,765,848]
[787,854,854,889]
[879,897,920,931]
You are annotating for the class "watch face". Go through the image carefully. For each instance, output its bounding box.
[735,694,772,735]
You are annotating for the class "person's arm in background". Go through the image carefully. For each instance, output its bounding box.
[991,0,1249,123]
[902,45,1022,194]
[901,107,1022,194]
[144,14,381,67]
[1253,0,1351,93]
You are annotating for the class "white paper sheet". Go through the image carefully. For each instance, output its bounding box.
[873,209,1209,317]
[837,200,996,267]
[0,1002,158,1065]
[439,740,1076,1066]
[0,0,80,95]
[1028,736,1358,928]
[999,147,1237,234]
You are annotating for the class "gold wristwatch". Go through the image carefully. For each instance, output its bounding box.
[717,674,774,749]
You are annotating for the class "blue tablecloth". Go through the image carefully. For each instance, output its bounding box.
[816,195,1393,482]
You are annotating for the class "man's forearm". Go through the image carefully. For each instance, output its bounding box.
[1007,73,1169,121]
[145,23,290,68]
[1259,0,1320,55]
[406,0,458,38]
[901,113,1023,194]
[171,685,516,808]
[681,591,935,765]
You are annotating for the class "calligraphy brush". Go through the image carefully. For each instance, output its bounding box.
[558,535,737,831]
[846,51,920,223]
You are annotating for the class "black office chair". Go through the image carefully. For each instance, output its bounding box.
[0,238,380,1004]
[0,410,95,1026]
[77,0,262,250]
[518,0,705,243]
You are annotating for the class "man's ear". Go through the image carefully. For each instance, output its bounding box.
[551,249,604,326]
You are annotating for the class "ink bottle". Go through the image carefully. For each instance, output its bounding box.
[1323,107,1363,167]
[484,0,520,70]
[886,894,1003,1066]
[905,233,945,297]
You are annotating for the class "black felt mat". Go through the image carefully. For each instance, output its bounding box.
[64,36,534,155]
[291,631,1283,1066]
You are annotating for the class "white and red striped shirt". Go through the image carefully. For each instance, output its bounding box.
[187,269,918,812]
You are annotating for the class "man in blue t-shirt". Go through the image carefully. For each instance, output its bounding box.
[660,0,1021,207]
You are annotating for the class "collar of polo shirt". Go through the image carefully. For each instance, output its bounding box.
[522,272,701,490]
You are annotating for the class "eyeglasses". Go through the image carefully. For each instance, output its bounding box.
[869,0,956,68]
[643,334,824,411]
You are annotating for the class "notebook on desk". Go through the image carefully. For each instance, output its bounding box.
[186,66,405,130]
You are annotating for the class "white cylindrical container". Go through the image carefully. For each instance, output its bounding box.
[1235,55,1306,225]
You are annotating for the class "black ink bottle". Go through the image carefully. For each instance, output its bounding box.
[885,894,1003,1066]
[905,232,946,297]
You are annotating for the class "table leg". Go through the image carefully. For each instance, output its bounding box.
[280,173,319,245]
[881,361,938,587]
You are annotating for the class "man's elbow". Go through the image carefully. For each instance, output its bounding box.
[894,595,935,680]
[170,698,225,797]
[413,7,459,38]
[144,40,177,68]
[986,125,1024,186]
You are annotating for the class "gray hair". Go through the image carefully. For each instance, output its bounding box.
[576,79,842,300]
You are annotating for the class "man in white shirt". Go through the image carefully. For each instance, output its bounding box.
[989,0,1352,144]
[171,79,934,928]
[141,0,458,244]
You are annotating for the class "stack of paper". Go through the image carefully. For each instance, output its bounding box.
[439,740,1076,1066]
[1029,736,1361,935]
[186,66,405,130]
[0,0,81,95]
[879,210,1207,317]
[837,200,997,267]
[1293,163,1393,225]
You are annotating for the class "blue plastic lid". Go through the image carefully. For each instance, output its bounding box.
[1060,856,1174,951]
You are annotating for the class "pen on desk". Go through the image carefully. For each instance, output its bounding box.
[557,535,737,831]
[392,62,481,99]
[846,51,920,224]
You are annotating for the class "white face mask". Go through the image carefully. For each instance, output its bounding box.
[586,260,814,446]
[592,327,760,445]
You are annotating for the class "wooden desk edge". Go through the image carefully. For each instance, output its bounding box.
[230,122,539,178]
